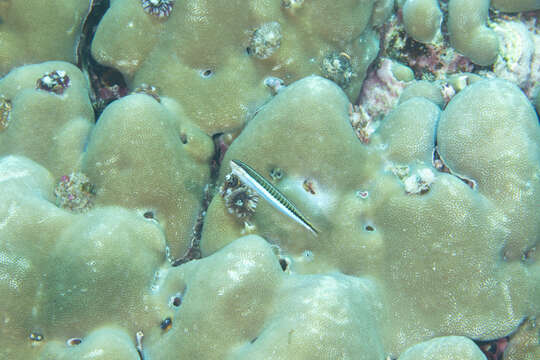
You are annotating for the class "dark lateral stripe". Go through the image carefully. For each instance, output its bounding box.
[233,159,319,235]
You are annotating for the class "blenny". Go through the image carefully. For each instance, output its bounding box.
[230,160,319,236]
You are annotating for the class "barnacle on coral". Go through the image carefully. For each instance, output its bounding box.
[54,172,96,212]
[219,174,259,219]
[225,187,258,218]
[141,0,174,19]
[402,168,435,195]
[220,173,241,195]
[321,52,355,88]
[36,70,70,95]
[248,22,282,60]
[0,95,12,131]
[264,77,286,95]
[132,83,161,102]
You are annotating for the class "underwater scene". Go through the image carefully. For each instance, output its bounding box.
[0,0,539,359]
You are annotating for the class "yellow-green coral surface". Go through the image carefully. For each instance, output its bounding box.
[0,0,90,76]
[0,61,94,179]
[201,76,540,356]
[2,1,540,359]
[91,0,383,135]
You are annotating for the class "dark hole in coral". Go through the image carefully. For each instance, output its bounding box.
[172,296,182,307]
[365,225,375,232]
[246,47,252,55]
[250,336,258,344]
[143,211,154,219]
[201,69,213,78]
[67,338,82,346]
[279,258,288,271]
[179,133,188,144]
[160,317,172,331]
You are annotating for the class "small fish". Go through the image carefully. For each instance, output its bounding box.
[230,160,319,236]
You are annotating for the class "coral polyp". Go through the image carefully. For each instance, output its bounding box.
[141,0,174,19]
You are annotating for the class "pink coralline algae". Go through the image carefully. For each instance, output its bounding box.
[54,172,96,212]
[350,58,406,143]
[380,10,474,81]
[406,44,474,80]
[489,15,540,99]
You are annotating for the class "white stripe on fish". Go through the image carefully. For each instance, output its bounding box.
[230,160,319,236]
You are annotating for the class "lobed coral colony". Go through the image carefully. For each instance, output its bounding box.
[0,1,539,359]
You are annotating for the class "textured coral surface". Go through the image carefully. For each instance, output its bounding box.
[91,0,382,134]
[0,1,540,359]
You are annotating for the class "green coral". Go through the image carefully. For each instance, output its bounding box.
[81,93,214,258]
[490,0,540,12]
[402,0,442,43]
[91,0,382,134]
[398,336,488,360]
[1,2,540,359]
[0,0,89,76]
[0,61,94,179]
[448,0,499,66]
[201,76,540,356]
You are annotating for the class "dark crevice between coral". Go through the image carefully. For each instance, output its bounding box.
[475,336,509,360]
[378,2,494,82]
[438,0,450,44]
[432,145,476,190]
[170,186,209,267]
[211,133,228,178]
[171,133,227,266]
[77,0,128,121]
